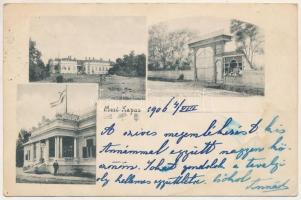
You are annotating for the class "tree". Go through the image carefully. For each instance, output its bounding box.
[16,129,31,167]
[136,54,146,76]
[148,24,169,70]
[29,39,48,81]
[167,29,196,70]
[109,52,146,77]
[230,19,264,69]
[148,23,197,70]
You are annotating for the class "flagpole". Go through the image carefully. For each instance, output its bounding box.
[65,85,68,113]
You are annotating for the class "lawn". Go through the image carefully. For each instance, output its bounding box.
[147,80,249,97]
[16,167,95,184]
[38,74,146,100]
[100,75,146,100]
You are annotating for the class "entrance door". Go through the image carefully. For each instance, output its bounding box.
[196,47,214,82]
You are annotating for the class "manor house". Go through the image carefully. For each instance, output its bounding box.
[23,110,96,175]
[49,56,112,75]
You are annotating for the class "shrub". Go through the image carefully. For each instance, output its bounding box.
[56,75,64,83]
[178,74,184,81]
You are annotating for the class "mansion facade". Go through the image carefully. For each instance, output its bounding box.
[49,56,113,75]
[23,110,96,175]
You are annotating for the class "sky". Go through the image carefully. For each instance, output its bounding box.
[161,16,231,34]
[30,16,147,63]
[152,16,237,52]
[30,16,244,64]
[17,84,98,131]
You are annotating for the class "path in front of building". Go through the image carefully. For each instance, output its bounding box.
[147,80,248,97]
[16,168,95,184]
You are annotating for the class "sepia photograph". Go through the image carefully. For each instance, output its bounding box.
[29,16,146,100]
[16,84,98,184]
[148,17,265,97]
[3,3,297,197]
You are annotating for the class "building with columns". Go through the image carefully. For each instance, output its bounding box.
[49,56,112,75]
[83,59,112,75]
[22,110,96,175]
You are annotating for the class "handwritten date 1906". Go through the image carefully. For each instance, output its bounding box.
[147,97,198,118]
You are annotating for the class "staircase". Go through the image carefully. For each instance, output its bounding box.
[23,162,50,174]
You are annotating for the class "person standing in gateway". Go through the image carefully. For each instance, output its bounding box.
[53,160,59,175]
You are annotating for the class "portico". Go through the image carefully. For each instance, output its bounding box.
[23,111,96,175]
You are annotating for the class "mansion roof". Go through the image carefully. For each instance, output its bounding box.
[25,110,96,145]
[53,56,112,64]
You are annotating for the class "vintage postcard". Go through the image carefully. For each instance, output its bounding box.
[3,3,298,197]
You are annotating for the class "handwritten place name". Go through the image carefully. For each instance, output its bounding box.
[103,105,141,114]
[147,97,198,118]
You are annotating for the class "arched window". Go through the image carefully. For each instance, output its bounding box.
[229,59,240,76]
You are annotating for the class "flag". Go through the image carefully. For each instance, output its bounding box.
[50,89,66,108]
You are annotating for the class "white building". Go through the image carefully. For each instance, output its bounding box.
[49,56,112,75]
[23,110,96,175]
[83,59,112,75]
[59,58,78,74]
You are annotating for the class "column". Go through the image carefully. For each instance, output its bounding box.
[55,137,59,158]
[31,144,34,161]
[45,139,49,161]
[193,48,198,81]
[37,141,41,161]
[74,137,77,158]
[212,45,217,83]
[59,137,63,158]
[24,147,27,162]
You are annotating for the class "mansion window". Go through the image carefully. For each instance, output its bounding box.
[83,138,96,158]
[49,137,55,157]
[33,143,36,159]
[25,150,30,160]
[62,137,74,157]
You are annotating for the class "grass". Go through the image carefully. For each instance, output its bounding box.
[100,75,145,100]
[38,74,146,100]
[16,177,95,184]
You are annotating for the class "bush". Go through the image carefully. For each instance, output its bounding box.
[56,75,64,83]
[177,74,184,80]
